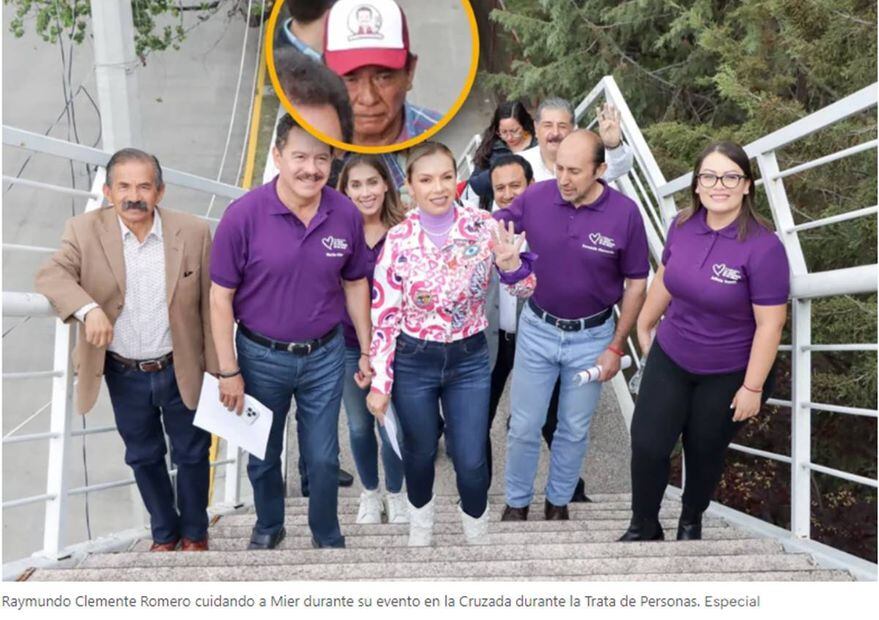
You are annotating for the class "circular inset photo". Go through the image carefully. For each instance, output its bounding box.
[267,0,478,153]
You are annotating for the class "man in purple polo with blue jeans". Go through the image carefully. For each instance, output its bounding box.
[494,130,649,521]
[209,114,373,549]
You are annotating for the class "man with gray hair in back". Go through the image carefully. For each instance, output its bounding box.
[520,98,634,182]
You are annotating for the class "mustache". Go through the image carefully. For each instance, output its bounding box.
[296,173,325,183]
[120,200,149,212]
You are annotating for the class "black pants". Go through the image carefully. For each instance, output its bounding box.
[629,341,775,518]
[486,329,565,487]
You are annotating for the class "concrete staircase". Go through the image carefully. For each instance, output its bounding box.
[17,387,856,582]
[23,491,853,581]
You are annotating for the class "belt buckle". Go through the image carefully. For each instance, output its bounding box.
[558,319,576,332]
[138,360,160,372]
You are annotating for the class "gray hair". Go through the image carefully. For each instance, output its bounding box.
[105,148,164,188]
[536,97,575,125]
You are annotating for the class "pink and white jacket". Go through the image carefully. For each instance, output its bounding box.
[369,206,536,395]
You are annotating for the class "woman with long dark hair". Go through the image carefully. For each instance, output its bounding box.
[337,155,408,524]
[620,141,790,541]
[467,101,537,208]
[366,142,536,546]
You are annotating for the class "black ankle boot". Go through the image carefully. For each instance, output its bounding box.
[618,516,664,542]
[676,505,703,540]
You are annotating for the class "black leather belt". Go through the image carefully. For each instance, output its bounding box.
[238,323,338,355]
[107,351,173,372]
[528,299,612,332]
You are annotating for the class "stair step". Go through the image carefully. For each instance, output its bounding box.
[137,526,752,551]
[280,493,638,507]
[27,553,818,581]
[216,508,682,527]
[81,539,783,569]
[398,570,855,582]
[203,517,727,539]
[268,499,638,516]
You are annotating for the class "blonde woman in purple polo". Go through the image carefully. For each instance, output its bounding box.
[620,141,790,542]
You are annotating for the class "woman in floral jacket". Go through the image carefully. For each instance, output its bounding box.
[365,142,536,547]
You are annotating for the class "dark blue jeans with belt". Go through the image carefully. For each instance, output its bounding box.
[237,327,346,548]
[104,354,211,544]
[391,331,491,518]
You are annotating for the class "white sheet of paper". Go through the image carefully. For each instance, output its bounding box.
[194,373,273,460]
[382,404,402,460]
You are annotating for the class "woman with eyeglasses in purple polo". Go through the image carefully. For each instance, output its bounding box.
[620,141,790,542]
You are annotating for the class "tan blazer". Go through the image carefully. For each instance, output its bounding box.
[35,206,219,414]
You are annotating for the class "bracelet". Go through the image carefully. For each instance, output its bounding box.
[607,345,625,357]
[742,383,763,394]
[605,140,622,150]
[360,352,370,358]
[218,369,241,379]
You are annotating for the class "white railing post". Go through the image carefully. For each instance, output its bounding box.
[224,443,243,506]
[790,299,812,538]
[756,151,812,539]
[40,319,76,559]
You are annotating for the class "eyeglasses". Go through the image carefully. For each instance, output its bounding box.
[697,173,747,189]
[498,127,524,139]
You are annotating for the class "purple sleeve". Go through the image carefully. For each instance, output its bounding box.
[661,217,677,266]
[341,212,370,281]
[748,236,791,305]
[491,191,526,234]
[210,207,247,289]
[621,208,650,278]
[497,251,537,284]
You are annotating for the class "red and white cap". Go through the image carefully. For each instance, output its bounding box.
[324,0,411,76]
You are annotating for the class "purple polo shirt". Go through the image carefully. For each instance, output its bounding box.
[656,209,790,374]
[210,178,370,342]
[342,235,385,349]
[494,179,649,318]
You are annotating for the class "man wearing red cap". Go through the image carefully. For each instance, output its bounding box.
[324,0,441,146]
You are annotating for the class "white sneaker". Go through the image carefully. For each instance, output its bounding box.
[407,496,435,546]
[385,491,409,524]
[356,489,382,524]
[460,502,490,545]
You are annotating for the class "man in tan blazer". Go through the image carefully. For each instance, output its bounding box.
[36,148,218,552]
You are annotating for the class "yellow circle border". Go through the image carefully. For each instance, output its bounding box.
[265,0,481,155]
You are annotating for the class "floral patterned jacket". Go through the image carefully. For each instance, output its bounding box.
[369,205,536,395]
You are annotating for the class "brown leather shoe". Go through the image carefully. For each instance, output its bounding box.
[149,540,179,552]
[544,499,569,520]
[501,505,529,521]
[180,538,209,551]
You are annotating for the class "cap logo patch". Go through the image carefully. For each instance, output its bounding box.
[348,4,384,41]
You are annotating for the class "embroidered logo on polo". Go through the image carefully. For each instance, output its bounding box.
[322,235,349,258]
[582,232,616,255]
[347,4,383,40]
[711,263,742,285]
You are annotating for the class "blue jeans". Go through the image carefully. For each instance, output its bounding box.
[237,328,345,548]
[391,332,490,518]
[104,355,211,543]
[342,346,404,492]
[505,304,615,507]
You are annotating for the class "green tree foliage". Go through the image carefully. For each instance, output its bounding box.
[486,0,877,559]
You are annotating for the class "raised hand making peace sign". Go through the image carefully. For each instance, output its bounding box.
[491,220,526,273]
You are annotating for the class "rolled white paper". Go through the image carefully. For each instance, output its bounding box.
[576,355,633,385]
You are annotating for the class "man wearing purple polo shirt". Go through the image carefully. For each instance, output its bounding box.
[209,113,373,550]
[494,130,649,521]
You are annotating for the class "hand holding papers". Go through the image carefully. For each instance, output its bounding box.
[194,373,273,460]
[381,404,403,460]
